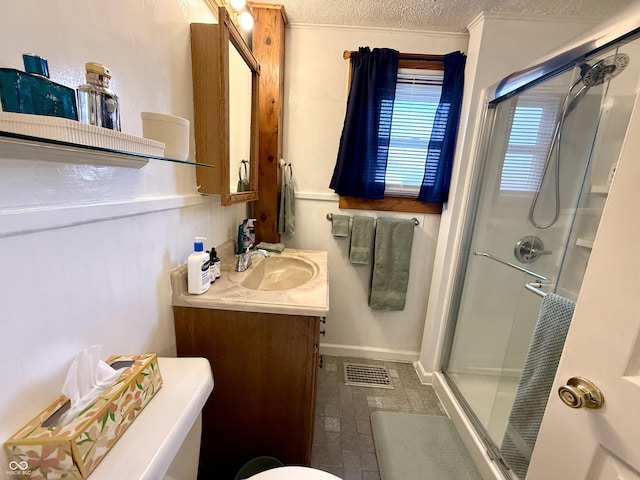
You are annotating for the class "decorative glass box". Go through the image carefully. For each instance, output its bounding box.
[4,354,162,479]
[0,67,77,120]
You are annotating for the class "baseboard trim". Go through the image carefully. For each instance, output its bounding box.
[413,360,433,385]
[319,343,419,363]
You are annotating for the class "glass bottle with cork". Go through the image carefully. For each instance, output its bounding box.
[77,62,121,131]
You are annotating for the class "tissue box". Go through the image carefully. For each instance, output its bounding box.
[4,353,162,479]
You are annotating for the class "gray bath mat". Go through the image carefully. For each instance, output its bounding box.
[371,412,482,480]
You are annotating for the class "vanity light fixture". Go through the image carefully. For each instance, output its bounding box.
[218,0,254,31]
[230,0,246,10]
[239,10,254,31]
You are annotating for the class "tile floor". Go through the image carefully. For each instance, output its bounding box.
[311,356,447,479]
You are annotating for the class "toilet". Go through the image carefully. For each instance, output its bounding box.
[248,466,342,479]
[89,357,339,480]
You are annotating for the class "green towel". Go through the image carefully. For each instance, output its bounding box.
[349,216,374,264]
[331,214,350,237]
[369,218,415,311]
[237,160,250,192]
[278,177,295,234]
[237,178,250,192]
[256,242,285,253]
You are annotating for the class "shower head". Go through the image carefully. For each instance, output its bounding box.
[579,53,630,87]
[564,53,631,116]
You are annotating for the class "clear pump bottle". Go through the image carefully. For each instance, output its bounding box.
[77,62,121,131]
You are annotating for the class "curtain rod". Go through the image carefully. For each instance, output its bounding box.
[342,50,444,62]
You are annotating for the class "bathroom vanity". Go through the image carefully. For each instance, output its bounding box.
[171,244,329,478]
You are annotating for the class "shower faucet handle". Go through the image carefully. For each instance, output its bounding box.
[514,236,551,264]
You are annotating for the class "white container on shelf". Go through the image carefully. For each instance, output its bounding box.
[0,111,164,156]
[141,112,190,160]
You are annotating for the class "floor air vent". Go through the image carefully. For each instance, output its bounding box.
[344,363,394,389]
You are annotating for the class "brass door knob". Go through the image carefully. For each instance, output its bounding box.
[558,377,604,409]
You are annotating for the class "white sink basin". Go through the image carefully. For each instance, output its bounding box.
[171,245,329,316]
[241,256,318,291]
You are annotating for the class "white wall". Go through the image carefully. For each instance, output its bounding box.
[283,24,468,361]
[416,14,595,382]
[0,0,247,470]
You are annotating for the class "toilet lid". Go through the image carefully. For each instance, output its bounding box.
[248,466,342,479]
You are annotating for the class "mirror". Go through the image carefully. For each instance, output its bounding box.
[190,6,259,205]
[228,41,252,194]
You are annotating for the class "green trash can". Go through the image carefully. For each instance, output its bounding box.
[234,456,283,480]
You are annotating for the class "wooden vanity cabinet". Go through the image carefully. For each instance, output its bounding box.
[173,306,320,479]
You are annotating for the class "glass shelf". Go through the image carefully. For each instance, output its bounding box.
[0,129,214,169]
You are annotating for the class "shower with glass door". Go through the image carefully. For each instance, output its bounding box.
[440,19,640,480]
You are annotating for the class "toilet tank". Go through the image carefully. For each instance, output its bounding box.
[89,357,213,480]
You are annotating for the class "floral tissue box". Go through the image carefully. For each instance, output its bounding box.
[4,354,162,479]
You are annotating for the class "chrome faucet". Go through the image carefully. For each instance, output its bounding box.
[235,245,270,272]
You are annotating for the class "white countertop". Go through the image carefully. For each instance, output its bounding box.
[90,357,213,480]
[171,243,329,317]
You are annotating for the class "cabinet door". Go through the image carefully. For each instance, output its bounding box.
[173,307,319,479]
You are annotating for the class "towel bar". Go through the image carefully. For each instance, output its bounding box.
[326,213,419,226]
[473,251,548,281]
[525,282,550,297]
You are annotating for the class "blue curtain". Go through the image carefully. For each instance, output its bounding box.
[417,51,466,203]
[329,47,399,199]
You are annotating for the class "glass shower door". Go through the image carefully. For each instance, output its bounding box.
[441,42,638,474]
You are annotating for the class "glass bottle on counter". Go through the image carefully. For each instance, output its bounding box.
[77,62,121,131]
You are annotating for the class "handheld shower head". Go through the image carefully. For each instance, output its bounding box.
[580,53,630,87]
[565,53,631,116]
[529,52,630,229]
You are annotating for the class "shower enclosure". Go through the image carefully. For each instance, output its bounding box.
[440,16,640,480]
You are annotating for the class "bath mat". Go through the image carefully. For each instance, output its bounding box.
[371,412,482,480]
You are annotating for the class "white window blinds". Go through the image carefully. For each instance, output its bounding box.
[384,72,443,196]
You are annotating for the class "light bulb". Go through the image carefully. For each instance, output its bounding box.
[239,11,254,31]
[230,0,246,10]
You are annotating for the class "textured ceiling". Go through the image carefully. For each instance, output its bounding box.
[277,0,635,32]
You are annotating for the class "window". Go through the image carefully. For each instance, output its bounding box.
[337,55,448,214]
[331,49,465,213]
[384,71,443,196]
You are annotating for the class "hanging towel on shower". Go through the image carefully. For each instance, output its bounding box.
[501,293,575,479]
[331,214,350,237]
[368,218,414,311]
[349,216,375,264]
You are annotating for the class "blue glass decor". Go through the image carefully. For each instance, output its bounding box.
[0,54,77,120]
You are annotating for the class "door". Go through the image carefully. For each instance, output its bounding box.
[527,91,640,478]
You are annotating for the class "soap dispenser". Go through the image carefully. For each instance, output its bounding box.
[188,237,211,294]
[242,218,257,250]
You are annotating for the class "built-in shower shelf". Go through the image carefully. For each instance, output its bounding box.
[576,238,594,249]
[590,185,610,195]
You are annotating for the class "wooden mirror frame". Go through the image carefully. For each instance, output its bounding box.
[191,6,260,205]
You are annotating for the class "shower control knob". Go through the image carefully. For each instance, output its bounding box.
[558,377,604,409]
